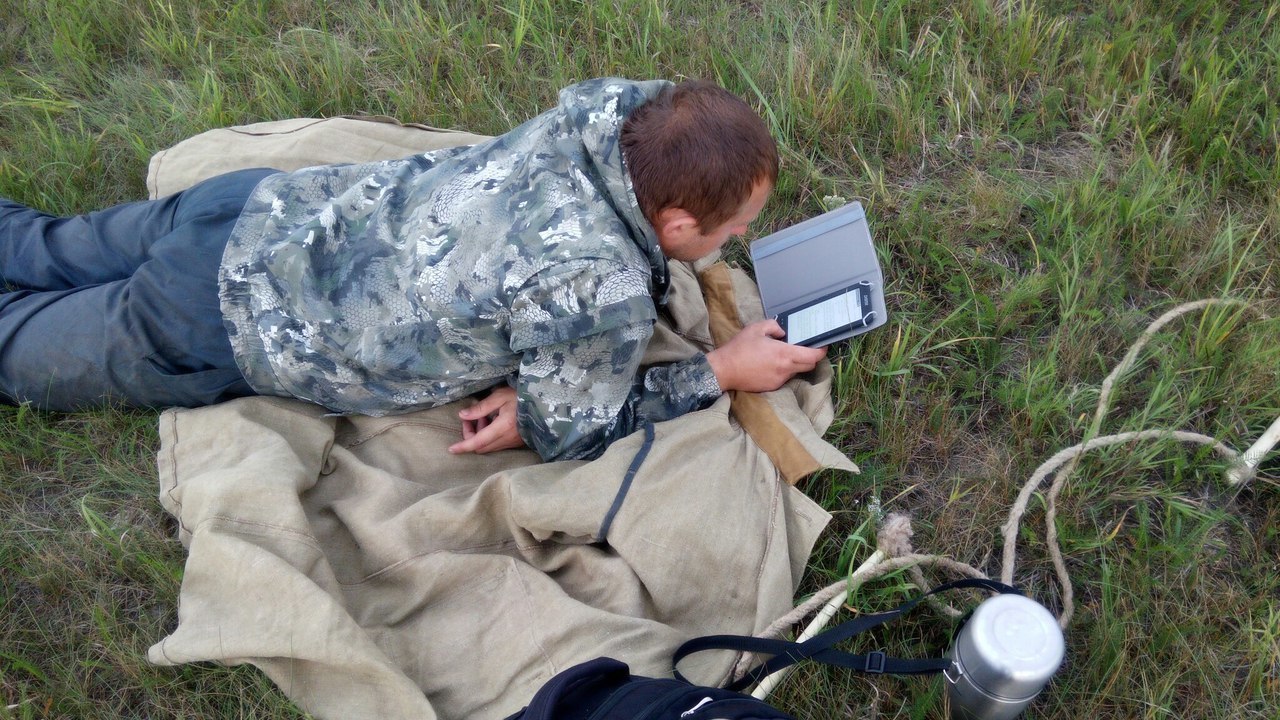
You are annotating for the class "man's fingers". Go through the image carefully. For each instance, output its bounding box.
[782,343,826,364]
[761,319,786,338]
[450,426,493,454]
[801,346,827,363]
[460,395,501,419]
[453,385,523,454]
[450,415,520,455]
[468,426,509,454]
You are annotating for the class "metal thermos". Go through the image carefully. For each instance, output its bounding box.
[945,593,1065,720]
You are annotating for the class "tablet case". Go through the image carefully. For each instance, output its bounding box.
[749,201,888,345]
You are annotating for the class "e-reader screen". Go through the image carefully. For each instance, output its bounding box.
[778,283,875,347]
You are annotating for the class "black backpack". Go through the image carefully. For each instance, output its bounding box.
[506,656,795,720]
[505,579,1019,720]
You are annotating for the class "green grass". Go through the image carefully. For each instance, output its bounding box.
[2,0,1278,717]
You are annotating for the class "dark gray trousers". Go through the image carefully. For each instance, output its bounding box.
[0,168,277,410]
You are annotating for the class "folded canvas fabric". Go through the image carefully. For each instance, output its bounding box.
[146,117,858,719]
[146,116,491,199]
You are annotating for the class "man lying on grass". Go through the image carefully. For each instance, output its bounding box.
[0,77,825,462]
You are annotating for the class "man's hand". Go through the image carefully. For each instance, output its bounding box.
[706,319,828,393]
[449,385,527,454]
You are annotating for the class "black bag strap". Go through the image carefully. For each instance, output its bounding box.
[673,578,1022,692]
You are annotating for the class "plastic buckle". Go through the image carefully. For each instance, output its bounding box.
[864,651,887,674]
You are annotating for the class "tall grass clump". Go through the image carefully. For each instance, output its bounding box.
[2,0,1277,718]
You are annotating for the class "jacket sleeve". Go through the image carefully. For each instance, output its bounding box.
[513,319,723,462]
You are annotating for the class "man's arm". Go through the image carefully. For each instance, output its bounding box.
[446,317,826,459]
[447,254,825,460]
[509,319,703,461]
[513,316,824,462]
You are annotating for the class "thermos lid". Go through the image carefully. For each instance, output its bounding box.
[953,594,1065,700]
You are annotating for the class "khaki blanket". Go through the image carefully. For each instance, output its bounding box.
[146,118,857,719]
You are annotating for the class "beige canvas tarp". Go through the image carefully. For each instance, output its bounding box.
[145,117,857,719]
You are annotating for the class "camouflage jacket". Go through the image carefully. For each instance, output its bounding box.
[220,78,722,461]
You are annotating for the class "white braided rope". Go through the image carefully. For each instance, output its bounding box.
[749,298,1276,697]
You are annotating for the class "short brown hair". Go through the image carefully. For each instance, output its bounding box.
[621,80,779,231]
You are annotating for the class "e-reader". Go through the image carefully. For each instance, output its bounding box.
[750,202,887,347]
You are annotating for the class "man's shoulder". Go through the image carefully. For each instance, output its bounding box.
[502,189,651,271]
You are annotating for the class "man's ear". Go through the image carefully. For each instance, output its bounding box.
[653,207,700,256]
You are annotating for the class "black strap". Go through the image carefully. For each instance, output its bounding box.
[674,577,1021,692]
[596,422,655,542]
